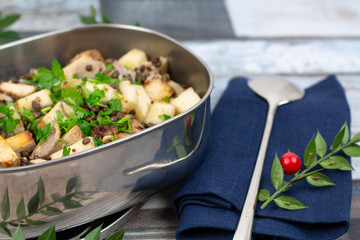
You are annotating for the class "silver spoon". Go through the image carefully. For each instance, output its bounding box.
[233,78,304,240]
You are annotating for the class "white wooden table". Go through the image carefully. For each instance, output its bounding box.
[1,0,360,239]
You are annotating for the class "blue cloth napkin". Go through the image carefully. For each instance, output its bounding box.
[173,75,352,240]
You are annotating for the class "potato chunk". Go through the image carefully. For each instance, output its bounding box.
[144,78,174,101]
[0,135,20,168]
[133,85,151,122]
[119,81,138,112]
[144,101,175,126]
[16,89,53,111]
[0,82,36,99]
[118,48,148,69]
[37,101,74,128]
[168,80,184,96]
[50,137,95,160]
[170,87,201,114]
[5,130,36,154]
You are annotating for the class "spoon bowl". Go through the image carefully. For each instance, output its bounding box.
[233,78,304,240]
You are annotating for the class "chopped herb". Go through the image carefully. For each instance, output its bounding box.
[31,60,65,90]
[134,76,142,85]
[162,96,170,103]
[105,63,115,72]
[21,107,35,123]
[79,5,113,24]
[85,86,105,106]
[59,138,65,142]
[72,73,79,79]
[94,137,103,147]
[115,92,124,99]
[78,120,92,136]
[41,106,52,114]
[35,123,51,144]
[0,104,20,134]
[62,146,71,157]
[109,98,122,112]
[97,115,113,126]
[135,21,141,27]
[116,115,132,134]
[158,114,171,121]
[87,73,120,84]
[56,108,93,135]
[111,134,116,141]
[50,89,84,106]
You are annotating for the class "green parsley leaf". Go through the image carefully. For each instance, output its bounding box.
[62,146,71,157]
[97,115,113,126]
[162,96,170,103]
[87,73,120,85]
[0,105,20,134]
[41,106,52,114]
[78,120,92,136]
[34,123,51,144]
[21,107,35,123]
[31,60,65,90]
[123,65,132,70]
[72,73,79,79]
[105,63,115,72]
[158,114,171,121]
[86,86,105,106]
[115,92,124,99]
[134,76,142,85]
[94,137,103,147]
[109,98,122,112]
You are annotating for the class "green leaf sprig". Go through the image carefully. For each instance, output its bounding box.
[31,60,66,90]
[80,5,113,25]
[0,11,21,44]
[87,73,120,85]
[0,104,20,134]
[258,122,358,210]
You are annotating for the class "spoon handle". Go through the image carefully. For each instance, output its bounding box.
[233,103,277,240]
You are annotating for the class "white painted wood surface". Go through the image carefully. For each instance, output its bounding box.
[225,0,360,37]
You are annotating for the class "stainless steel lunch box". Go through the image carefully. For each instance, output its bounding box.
[0,25,213,238]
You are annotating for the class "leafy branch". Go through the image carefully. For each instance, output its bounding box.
[0,11,21,44]
[80,5,112,25]
[258,122,359,210]
[0,176,96,237]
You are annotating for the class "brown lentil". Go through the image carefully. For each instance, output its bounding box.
[82,138,91,145]
[20,150,30,158]
[86,64,93,71]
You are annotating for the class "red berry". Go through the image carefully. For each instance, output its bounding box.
[280,152,301,175]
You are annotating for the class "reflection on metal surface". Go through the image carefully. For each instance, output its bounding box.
[124,103,207,175]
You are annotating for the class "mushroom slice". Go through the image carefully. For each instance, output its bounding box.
[0,135,20,168]
[53,125,83,152]
[76,60,105,79]
[37,101,74,128]
[50,137,95,160]
[30,120,61,159]
[129,119,145,133]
